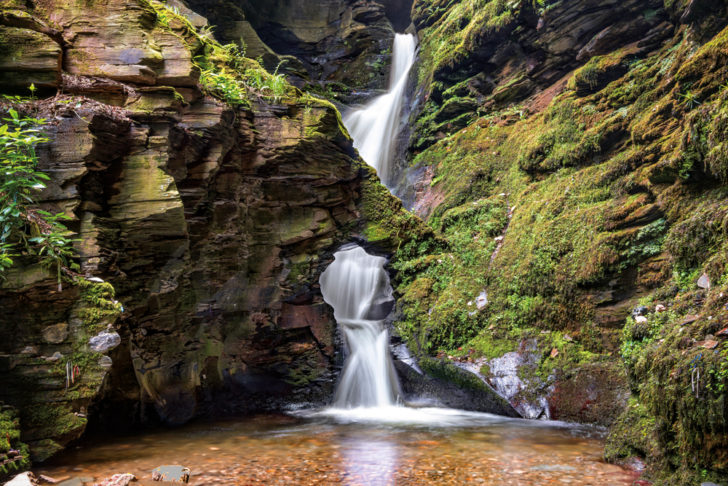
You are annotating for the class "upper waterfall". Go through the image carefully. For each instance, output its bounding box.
[343,33,417,186]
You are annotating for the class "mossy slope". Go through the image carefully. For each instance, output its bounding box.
[398,0,728,482]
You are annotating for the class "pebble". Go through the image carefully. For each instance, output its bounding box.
[635,315,648,324]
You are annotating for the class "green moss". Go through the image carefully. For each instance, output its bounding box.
[358,164,433,250]
[568,50,633,95]
[419,357,492,394]
[0,405,29,479]
[77,278,122,326]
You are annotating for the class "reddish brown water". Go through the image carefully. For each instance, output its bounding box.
[38,409,638,485]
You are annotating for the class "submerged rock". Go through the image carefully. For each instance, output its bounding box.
[151,466,190,483]
[94,473,137,486]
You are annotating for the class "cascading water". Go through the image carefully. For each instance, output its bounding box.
[343,33,417,186]
[320,245,400,408]
[319,33,417,410]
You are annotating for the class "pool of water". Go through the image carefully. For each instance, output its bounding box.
[38,407,638,485]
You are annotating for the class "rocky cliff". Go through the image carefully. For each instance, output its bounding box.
[392,0,728,483]
[0,0,428,469]
[183,0,412,98]
[2,0,728,484]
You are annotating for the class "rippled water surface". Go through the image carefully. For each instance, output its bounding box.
[38,408,638,485]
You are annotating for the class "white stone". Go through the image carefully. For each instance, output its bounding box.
[697,273,711,289]
[88,331,121,353]
[4,472,38,486]
[475,291,488,310]
[635,315,648,324]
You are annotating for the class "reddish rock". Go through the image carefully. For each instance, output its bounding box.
[94,473,137,486]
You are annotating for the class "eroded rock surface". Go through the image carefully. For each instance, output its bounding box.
[0,0,414,462]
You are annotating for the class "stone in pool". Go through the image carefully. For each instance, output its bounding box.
[151,466,190,483]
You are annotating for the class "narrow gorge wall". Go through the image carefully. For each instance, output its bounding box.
[0,0,424,467]
[391,0,728,483]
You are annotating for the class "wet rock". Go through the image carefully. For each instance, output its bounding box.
[88,331,121,353]
[57,478,92,486]
[547,362,628,426]
[151,466,190,483]
[4,472,39,486]
[94,473,137,486]
[395,358,520,417]
[483,341,550,419]
[38,475,65,484]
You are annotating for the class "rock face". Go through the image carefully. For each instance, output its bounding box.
[395,0,728,482]
[0,0,415,462]
[184,0,397,93]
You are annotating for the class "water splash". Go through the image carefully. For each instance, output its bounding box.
[319,245,400,408]
[343,33,417,186]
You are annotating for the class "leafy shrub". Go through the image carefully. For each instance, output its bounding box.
[0,109,77,288]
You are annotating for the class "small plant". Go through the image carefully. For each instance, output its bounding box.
[679,89,701,109]
[0,108,78,289]
[244,60,290,104]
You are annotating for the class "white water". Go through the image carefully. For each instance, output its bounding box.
[343,33,417,186]
[319,245,400,408]
[320,34,416,411]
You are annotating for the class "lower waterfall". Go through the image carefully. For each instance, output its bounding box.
[319,245,400,408]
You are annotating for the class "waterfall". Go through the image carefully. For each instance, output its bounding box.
[343,33,417,186]
[320,34,416,409]
[320,245,400,408]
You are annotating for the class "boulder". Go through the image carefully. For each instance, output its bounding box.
[88,331,121,353]
[41,323,68,344]
[4,473,39,486]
